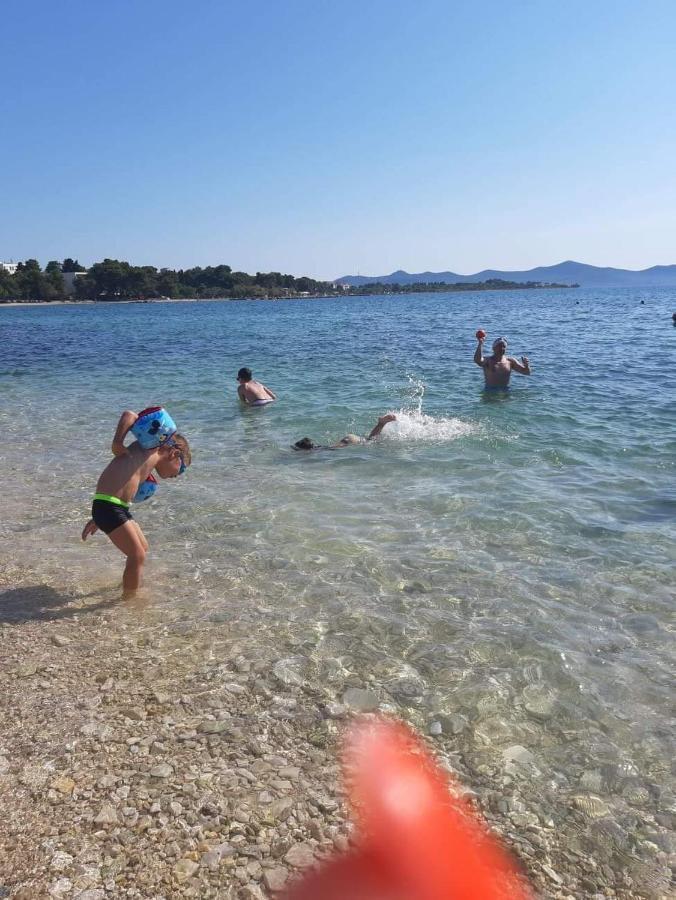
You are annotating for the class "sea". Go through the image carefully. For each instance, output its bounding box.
[1,287,674,865]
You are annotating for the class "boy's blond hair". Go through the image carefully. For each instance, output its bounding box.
[170,433,192,467]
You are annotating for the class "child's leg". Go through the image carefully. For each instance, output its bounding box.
[132,521,149,554]
[107,520,148,593]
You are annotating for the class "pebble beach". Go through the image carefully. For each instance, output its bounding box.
[1,569,672,899]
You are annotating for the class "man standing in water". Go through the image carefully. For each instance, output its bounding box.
[474,336,531,388]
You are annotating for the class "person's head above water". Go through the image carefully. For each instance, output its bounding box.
[293,433,363,451]
[294,437,316,450]
[492,337,507,355]
[237,367,253,382]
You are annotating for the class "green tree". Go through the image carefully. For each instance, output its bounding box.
[45,262,65,296]
[0,269,17,300]
[62,258,86,273]
[157,269,180,298]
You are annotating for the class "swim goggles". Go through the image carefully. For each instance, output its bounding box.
[165,437,187,474]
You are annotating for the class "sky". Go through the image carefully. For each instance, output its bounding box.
[1,0,676,280]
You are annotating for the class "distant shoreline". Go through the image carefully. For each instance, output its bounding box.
[0,282,578,308]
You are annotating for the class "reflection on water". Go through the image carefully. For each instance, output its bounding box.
[1,288,675,873]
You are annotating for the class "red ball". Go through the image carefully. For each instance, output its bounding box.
[476,329,486,340]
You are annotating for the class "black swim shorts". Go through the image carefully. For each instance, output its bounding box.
[92,499,133,534]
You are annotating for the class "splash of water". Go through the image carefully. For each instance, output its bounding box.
[385,409,477,443]
[404,373,426,415]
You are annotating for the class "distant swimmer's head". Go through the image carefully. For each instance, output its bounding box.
[492,337,507,354]
[293,437,316,451]
[338,434,362,445]
[237,367,253,382]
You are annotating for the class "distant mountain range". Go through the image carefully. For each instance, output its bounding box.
[336,260,676,288]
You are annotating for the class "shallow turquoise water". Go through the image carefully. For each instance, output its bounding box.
[1,289,674,835]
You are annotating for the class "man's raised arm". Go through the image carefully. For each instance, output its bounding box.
[510,356,531,375]
[474,338,486,367]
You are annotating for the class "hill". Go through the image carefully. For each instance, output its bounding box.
[336,260,676,288]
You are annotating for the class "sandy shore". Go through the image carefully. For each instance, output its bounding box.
[0,574,667,899]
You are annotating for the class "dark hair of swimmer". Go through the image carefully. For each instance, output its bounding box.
[237,367,253,381]
[294,437,316,450]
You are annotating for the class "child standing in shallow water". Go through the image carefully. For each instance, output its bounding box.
[82,410,191,595]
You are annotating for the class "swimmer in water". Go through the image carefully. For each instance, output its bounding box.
[237,367,277,406]
[474,335,531,389]
[293,413,396,450]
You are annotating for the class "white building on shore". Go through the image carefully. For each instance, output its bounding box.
[1,261,18,275]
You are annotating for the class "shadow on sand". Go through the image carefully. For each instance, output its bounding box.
[0,584,120,625]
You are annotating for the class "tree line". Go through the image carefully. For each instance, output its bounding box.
[0,258,337,302]
[0,259,83,302]
[348,278,576,294]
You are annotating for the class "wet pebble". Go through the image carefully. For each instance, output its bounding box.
[342,687,379,712]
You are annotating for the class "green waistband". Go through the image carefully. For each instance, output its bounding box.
[94,493,130,509]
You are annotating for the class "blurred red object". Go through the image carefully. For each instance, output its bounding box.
[281,718,529,900]
[475,329,487,340]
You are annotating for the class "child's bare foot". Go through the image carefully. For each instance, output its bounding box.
[81,519,99,541]
[379,413,397,425]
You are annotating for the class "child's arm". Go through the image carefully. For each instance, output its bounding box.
[82,519,98,540]
[111,410,138,456]
[367,413,396,440]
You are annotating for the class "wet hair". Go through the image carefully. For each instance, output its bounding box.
[293,437,315,450]
[237,367,252,381]
[492,337,507,350]
[169,433,192,467]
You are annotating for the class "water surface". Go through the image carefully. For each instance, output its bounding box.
[1,288,674,864]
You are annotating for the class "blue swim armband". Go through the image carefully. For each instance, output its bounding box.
[133,474,159,503]
[131,406,177,449]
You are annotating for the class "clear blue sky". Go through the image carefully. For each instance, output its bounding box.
[2,0,675,279]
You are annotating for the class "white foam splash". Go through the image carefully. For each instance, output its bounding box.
[384,409,476,442]
[404,373,426,416]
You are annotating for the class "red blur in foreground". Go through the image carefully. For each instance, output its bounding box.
[476,329,487,340]
[281,718,530,900]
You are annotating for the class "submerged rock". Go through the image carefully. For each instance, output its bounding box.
[502,745,538,776]
[342,688,379,712]
[572,794,611,818]
[521,684,557,721]
[272,656,308,687]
